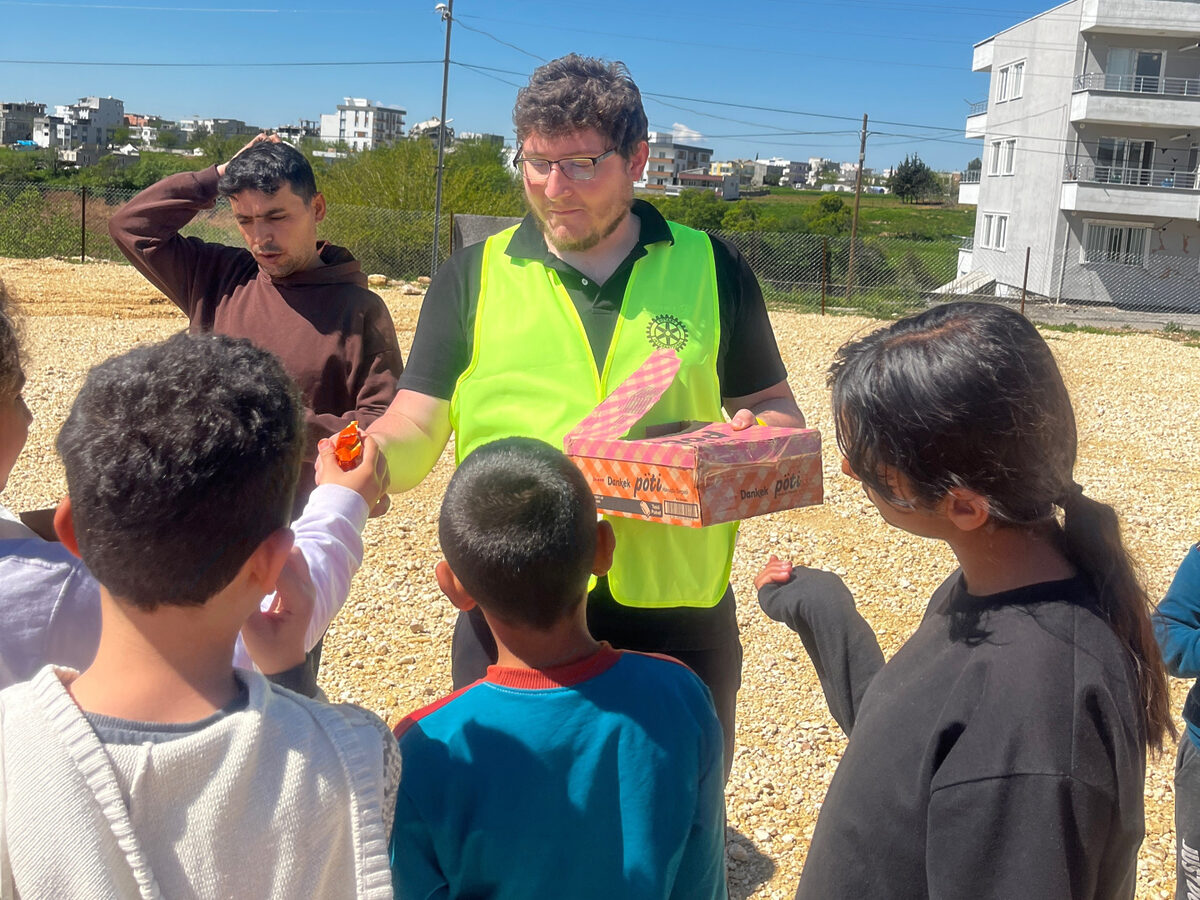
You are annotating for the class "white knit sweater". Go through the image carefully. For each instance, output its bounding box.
[0,666,399,899]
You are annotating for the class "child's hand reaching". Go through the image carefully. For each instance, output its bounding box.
[755,554,795,591]
[315,431,390,516]
[241,548,315,675]
[754,555,884,735]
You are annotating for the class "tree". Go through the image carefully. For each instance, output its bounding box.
[111,126,131,147]
[800,193,852,235]
[187,124,210,147]
[719,200,760,231]
[647,189,726,231]
[888,154,942,204]
[199,133,245,165]
[966,157,982,173]
[157,130,180,150]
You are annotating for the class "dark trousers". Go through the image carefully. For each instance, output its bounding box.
[1176,737,1200,898]
[451,583,742,780]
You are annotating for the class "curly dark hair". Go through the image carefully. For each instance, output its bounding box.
[513,53,648,158]
[218,140,318,203]
[439,437,598,630]
[56,332,304,611]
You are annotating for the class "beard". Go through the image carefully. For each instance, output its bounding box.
[528,183,634,253]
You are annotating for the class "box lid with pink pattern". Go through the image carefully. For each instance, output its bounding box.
[564,349,823,527]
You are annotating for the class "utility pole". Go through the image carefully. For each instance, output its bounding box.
[846,113,868,300]
[430,0,453,277]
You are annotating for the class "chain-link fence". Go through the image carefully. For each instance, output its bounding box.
[0,182,450,280]
[712,229,961,320]
[3,181,1198,327]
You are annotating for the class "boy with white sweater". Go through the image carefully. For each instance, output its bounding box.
[0,333,398,899]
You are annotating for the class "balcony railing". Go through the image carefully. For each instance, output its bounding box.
[1064,162,1199,189]
[957,235,975,251]
[961,169,981,184]
[1073,72,1200,97]
[967,99,988,116]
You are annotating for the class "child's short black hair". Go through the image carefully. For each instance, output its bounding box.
[56,333,304,611]
[439,437,597,630]
[218,140,318,203]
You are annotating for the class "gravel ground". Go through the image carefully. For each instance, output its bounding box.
[2,256,1198,899]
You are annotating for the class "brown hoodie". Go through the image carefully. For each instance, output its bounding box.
[109,165,403,494]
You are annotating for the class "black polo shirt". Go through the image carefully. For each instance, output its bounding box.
[399,199,787,402]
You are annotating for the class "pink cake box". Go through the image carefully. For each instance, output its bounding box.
[564,348,823,527]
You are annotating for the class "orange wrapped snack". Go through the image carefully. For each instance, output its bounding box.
[333,420,363,472]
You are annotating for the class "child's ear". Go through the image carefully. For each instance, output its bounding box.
[592,520,615,577]
[435,559,476,612]
[54,496,81,558]
[944,487,990,533]
[245,527,295,591]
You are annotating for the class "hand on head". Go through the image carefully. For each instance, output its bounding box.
[216,132,282,177]
[755,554,794,591]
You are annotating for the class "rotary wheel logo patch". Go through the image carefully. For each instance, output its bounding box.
[646,314,689,351]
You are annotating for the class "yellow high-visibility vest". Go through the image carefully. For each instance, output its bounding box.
[450,220,738,608]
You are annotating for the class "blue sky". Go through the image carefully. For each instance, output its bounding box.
[0,0,1050,171]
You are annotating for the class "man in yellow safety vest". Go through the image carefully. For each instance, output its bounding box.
[363,53,805,772]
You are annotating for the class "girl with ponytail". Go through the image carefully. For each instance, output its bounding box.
[756,301,1168,899]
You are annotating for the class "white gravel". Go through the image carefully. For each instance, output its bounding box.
[3,259,1198,899]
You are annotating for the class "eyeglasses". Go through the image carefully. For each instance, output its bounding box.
[513,148,618,183]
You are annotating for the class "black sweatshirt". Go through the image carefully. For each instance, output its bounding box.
[759,569,1145,900]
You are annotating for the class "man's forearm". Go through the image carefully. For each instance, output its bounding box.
[725,379,807,430]
[363,390,453,492]
[749,395,806,428]
[107,166,221,307]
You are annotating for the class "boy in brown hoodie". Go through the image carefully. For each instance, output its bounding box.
[109,134,403,508]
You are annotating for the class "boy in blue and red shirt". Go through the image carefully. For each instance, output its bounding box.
[389,437,727,900]
[1154,543,1200,899]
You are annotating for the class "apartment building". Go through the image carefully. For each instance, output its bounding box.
[710,159,754,187]
[0,102,44,144]
[640,131,713,190]
[960,0,1200,309]
[319,98,406,152]
[57,97,124,147]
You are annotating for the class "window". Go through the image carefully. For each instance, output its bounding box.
[981,213,1009,250]
[997,60,1025,101]
[1082,221,1149,265]
[1105,48,1163,93]
[1096,137,1154,185]
[988,138,1016,175]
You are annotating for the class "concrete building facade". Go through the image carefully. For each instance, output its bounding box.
[319,98,406,152]
[56,97,124,147]
[640,131,713,191]
[961,0,1200,309]
[0,102,44,144]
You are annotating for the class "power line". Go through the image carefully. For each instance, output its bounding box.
[0,57,440,67]
[452,18,546,63]
[457,11,1089,53]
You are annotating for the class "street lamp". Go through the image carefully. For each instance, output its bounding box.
[430,0,453,277]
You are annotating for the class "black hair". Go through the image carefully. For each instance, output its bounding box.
[218,140,318,203]
[513,54,649,159]
[56,332,304,611]
[439,437,598,630]
[0,280,19,399]
[829,301,1172,751]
